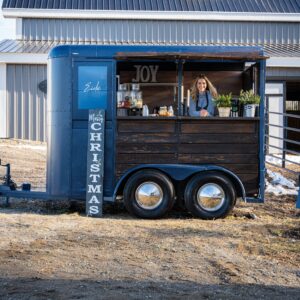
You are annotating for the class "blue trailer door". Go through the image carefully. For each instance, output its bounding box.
[71,61,115,199]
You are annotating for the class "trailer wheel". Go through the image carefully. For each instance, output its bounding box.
[184,172,236,219]
[123,170,175,219]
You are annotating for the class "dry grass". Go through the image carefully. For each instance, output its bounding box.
[0,139,299,299]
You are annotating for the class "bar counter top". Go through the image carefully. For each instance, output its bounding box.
[117,116,260,121]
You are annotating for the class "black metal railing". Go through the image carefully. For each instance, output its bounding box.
[265,95,300,208]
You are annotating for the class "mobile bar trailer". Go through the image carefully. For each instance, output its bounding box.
[0,45,269,219]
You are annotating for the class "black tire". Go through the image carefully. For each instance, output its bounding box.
[123,169,175,219]
[184,172,236,219]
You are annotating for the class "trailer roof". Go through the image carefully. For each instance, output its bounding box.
[115,51,268,60]
[48,45,267,61]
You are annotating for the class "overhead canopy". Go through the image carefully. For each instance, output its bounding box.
[115,51,269,61]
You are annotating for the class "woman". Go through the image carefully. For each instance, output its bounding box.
[189,74,218,117]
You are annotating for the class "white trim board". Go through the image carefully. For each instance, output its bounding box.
[267,57,300,68]
[3,9,300,22]
[0,64,7,138]
[0,53,47,64]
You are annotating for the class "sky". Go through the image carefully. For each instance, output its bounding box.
[0,0,16,40]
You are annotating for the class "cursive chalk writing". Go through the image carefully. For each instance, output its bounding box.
[84,81,101,92]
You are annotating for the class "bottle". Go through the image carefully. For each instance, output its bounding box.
[142,105,149,117]
[168,106,174,116]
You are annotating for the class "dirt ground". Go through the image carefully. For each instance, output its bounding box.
[0,139,299,299]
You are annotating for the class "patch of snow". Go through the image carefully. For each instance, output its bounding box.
[265,169,299,196]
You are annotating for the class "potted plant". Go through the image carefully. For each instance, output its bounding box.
[214,93,232,117]
[239,90,260,117]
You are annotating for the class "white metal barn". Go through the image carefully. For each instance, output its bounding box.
[0,0,299,153]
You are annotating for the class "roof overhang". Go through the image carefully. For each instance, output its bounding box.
[2,9,300,22]
[115,52,268,60]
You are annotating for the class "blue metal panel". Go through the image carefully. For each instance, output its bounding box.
[259,59,267,203]
[2,0,300,12]
[47,56,73,197]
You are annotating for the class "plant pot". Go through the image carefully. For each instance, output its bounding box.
[243,104,257,117]
[218,107,231,117]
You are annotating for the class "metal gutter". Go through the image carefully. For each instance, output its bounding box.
[2,9,300,22]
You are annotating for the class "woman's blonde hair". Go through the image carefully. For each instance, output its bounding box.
[190,74,218,101]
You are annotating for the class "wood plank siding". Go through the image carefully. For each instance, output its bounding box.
[116,117,260,196]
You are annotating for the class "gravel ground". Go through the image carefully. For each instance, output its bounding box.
[0,139,299,299]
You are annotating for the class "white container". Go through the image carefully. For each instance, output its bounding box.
[131,83,140,91]
[218,107,231,117]
[142,105,149,117]
[244,104,257,117]
[118,84,127,91]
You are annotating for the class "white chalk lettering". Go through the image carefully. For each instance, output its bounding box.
[90,174,100,183]
[91,164,100,172]
[91,123,101,131]
[92,153,99,162]
[132,65,159,83]
[84,81,101,93]
[89,195,100,204]
[88,184,102,193]
[90,132,102,141]
[149,65,159,82]
[132,65,142,82]
[90,143,100,151]
[89,206,99,214]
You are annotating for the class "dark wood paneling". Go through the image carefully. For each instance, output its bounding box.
[116,118,260,196]
[116,153,177,164]
[179,134,258,144]
[178,154,258,164]
[178,144,258,154]
[179,163,258,174]
[118,120,176,133]
[117,143,177,154]
[180,122,256,133]
[117,132,178,143]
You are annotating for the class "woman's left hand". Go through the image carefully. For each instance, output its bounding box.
[200,109,209,117]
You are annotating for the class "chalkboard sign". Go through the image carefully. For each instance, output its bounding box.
[86,109,105,217]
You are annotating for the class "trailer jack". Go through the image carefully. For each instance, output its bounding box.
[0,159,19,206]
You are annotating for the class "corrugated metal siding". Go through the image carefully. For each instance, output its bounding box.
[21,19,300,44]
[266,67,300,79]
[7,64,47,141]
[3,0,300,13]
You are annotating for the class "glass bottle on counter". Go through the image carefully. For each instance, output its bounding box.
[168,106,174,116]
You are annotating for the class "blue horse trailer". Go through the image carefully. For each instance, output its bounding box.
[1,45,268,219]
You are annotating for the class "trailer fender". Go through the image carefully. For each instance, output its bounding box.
[113,164,246,201]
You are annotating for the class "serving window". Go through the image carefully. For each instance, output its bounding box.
[116,59,260,118]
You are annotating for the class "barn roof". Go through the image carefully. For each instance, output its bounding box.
[2,0,300,13]
[0,39,299,58]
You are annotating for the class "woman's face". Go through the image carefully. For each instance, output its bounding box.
[197,78,207,93]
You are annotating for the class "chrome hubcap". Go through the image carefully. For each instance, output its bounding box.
[135,182,163,210]
[197,183,225,211]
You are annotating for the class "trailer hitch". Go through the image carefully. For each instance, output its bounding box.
[0,159,17,190]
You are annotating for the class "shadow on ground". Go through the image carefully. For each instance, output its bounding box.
[1,277,300,300]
